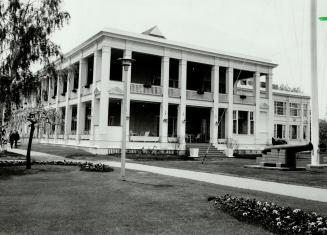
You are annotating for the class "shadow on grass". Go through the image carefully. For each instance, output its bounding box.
[0,166,42,180]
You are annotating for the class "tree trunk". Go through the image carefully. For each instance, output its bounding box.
[26,122,35,169]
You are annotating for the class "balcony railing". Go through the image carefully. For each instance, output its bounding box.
[69,89,78,99]
[168,88,180,98]
[82,84,92,96]
[58,94,66,102]
[233,94,255,105]
[219,93,228,103]
[130,83,162,96]
[186,90,213,102]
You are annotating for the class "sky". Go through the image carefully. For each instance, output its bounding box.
[52,0,327,118]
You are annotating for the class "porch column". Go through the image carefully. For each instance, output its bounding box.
[90,50,100,143]
[76,59,87,141]
[254,71,260,144]
[177,57,187,149]
[226,67,234,139]
[54,74,60,140]
[267,71,274,142]
[123,49,132,142]
[64,69,71,140]
[98,47,111,139]
[160,56,169,144]
[210,62,219,144]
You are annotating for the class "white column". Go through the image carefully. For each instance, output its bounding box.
[267,72,274,143]
[90,50,100,143]
[226,67,234,157]
[54,74,60,140]
[177,58,187,150]
[159,56,169,144]
[64,69,71,140]
[76,59,87,141]
[98,47,111,140]
[210,63,219,144]
[226,67,234,139]
[254,71,260,144]
[123,49,132,142]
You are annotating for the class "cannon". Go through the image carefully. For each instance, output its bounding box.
[272,137,287,145]
[260,142,313,169]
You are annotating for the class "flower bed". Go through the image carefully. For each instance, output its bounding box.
[209,194,327,234]
[0,160,113,172]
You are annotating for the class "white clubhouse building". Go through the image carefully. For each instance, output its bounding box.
[24,26,310,155]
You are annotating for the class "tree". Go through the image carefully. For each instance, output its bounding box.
[0,0,70,107]
[9,106,61,169]
[273,84,303,93]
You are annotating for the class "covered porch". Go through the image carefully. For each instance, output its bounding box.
[185,106,211,143]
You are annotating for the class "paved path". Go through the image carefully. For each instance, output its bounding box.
[7,148,327,203]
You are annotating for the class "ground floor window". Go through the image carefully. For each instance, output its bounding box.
[71,105,77,133]
[290,125,299,139]
[303,125,307,140]
[274,124,286,139]
[60,108,65,134]
[233,110,254,135]
[84,102,92,133]
[108,99,121,126]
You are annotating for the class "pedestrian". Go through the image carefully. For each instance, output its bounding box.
[9,131,14,149]
[14,131,20,148]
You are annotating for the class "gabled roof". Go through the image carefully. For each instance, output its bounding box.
[142,25,166,39]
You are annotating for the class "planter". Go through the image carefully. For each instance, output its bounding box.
[189,148,199,158]
[225,148,234,158]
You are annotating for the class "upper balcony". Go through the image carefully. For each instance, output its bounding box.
[130,83,162,96]
[186,90,213,102]
[233,94,255,105]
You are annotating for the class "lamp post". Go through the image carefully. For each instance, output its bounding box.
[118,56,135,180]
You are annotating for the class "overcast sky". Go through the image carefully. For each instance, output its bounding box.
[52,0,327,117]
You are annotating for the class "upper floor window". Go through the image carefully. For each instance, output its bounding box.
[290,103,300,117]
[303,104,308,117]
[274,101,286,116]
[290,125,299,139]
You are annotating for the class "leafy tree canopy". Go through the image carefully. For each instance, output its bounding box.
[0,0,70,106]
[272,83,303,93]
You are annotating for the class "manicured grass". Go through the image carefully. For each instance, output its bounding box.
[0,150,25,160]
[16,144,327,188]
[1,165,327,234]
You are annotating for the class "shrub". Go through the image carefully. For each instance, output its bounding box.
[209,194,327,234]
[0,160,114,172]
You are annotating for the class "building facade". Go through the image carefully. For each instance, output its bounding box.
[24,27,310,155]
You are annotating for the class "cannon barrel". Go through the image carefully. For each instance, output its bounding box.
[262,142,313,154]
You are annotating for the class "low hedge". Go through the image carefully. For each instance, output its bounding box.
[209,194,327,234]
[0,160,113,172]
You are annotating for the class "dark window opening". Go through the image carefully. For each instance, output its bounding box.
[110,48,124,81]
[108,99,121,126]
[168,104,178,137]
[187,61,211,92]
[73,63,79,90]
[219,67,227,93]
[86,56,94,86]
[169,58,179,88]
[132,52,161,86]
[71,105,77,132]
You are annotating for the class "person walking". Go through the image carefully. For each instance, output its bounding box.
[14,131,20,148]
[9,131,14,149]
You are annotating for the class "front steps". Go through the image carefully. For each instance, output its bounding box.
[186,143,226,158]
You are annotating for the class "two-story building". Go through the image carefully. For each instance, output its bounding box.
[21,26,310,155]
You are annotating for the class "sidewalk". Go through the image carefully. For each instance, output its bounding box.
[7,148,327,203]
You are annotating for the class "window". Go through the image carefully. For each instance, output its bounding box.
[250,112,254,135]
[303,125,307,140]
[108,99,121,126]
[60,108,65,134]
[84,102,92,133]
[290,125,298,139]
[274,101,286,115]
[232,110,254,135]
[238,111,248,134]
[71,105,77,133]
[86,56,94,85]
[303,104,308,117]
[290,103,300,117]
[274,124,285,139]
[232,111,237,134]
[73,63,79,90]
[110,48,123,81]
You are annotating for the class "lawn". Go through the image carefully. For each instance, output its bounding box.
[16,144,327,189]
[1,165,327,234]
